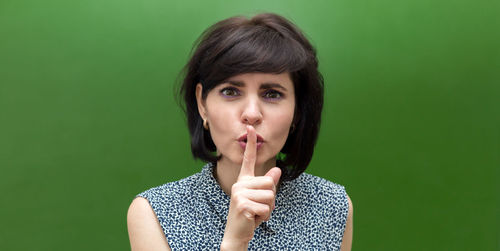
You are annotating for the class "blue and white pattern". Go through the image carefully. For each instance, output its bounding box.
[138,163,349,250]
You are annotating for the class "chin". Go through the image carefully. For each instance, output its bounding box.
[221,154,270,167]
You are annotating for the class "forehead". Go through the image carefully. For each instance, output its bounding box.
[224,72,293,88]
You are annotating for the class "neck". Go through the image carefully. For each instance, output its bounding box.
[214,156,277,196]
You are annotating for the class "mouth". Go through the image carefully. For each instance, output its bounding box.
[238,134,264,150]
[238,134,264,143]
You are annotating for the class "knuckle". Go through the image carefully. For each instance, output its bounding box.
[235,200,248,212]
[263,177,274,187]
[264,210,271,221]
[232,182,244,191]
[259,206,270,217]
[231,185,239,194]
[231,189,247,201]
[243,211,254,220]
[265,190,275,199]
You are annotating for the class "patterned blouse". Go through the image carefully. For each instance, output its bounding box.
[137,163,349,250]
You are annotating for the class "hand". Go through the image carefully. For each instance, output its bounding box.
[221,125,282,250]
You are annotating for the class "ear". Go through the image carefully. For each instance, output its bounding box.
[195,83,207,120]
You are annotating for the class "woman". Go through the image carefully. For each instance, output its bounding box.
[128,13,353,250]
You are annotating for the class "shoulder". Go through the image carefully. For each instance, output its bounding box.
[341,194,353,251]
[137,171,203,205]
[131,170,206,228]
[127,197,171,250]
[127,198,160,232]
[132,171,207,230]
[296,173,347,199]
[293,173,350,218]
[127,171,204,251]
[299,173,353,248]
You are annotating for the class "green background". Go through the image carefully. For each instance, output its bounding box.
[1,0,498,250]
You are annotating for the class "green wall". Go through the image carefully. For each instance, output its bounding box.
[1,0,498,250]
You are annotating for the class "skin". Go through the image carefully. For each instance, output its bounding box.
[199,73,296,195]
[127,72,353,250]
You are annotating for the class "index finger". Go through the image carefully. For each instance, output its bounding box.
[238,125,257,179]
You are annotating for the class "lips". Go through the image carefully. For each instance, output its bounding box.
[238,134,264,143]
[238,133,264,150]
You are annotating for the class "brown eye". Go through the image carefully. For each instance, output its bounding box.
[263,90,282,100]
[220,87,239,97]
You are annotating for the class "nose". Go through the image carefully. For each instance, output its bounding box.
[241,97,262,126]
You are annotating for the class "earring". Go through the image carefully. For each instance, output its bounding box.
[203,119,209,130]
[290,123,296,133]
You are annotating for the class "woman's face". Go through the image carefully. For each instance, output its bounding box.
[196,72,295,168]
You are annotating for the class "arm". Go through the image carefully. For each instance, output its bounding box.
[127,197,171,251]
[340,194,353,251]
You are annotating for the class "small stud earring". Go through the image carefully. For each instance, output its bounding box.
[290,123,296,133]
[203,119,209,130]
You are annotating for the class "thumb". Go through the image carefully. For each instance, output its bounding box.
[264,167,282,186]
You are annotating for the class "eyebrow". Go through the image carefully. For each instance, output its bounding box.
[226,81,288,92]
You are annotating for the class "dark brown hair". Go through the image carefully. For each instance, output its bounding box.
[179,13,324,181]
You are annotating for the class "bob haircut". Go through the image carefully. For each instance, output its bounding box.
[180,13,324,181]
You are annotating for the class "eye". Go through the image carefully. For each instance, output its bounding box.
[263,90,283,100]
[220,87,240,97]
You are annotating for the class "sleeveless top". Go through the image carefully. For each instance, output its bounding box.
[137,163,349,250]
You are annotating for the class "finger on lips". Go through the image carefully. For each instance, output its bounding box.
[232,125,279,225]
[239,125,257,179]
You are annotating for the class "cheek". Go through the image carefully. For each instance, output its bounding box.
[275,113,294,127]
[207,101,234,124]
[270,108,295,140]
[206,105,235,144]
[276,102,295,125]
